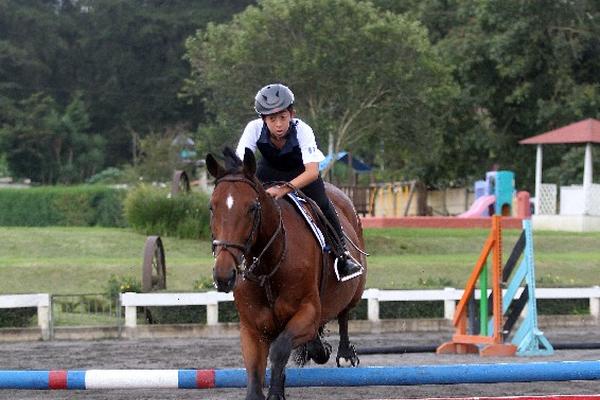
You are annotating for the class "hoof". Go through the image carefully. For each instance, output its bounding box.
[336,343,360,367]
[267,393,285,400]
[308,340,332,365]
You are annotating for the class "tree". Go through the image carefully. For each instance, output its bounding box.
[184,0,455,176]
[432,0,600,190]
[0,0,256,179]
[0,93,104,184]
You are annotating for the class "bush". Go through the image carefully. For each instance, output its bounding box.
[0,185,126,227]
[144,306,206,324]
[537,298,588,315]
[86,167,123,184]
[124,184,210,239]
[0,308,36,328]
[106,274,142,299]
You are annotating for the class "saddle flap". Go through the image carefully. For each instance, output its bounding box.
[285,192,326,249]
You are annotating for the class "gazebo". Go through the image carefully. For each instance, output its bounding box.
[519,118,600,231]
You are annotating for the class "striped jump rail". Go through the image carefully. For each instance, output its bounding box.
[1,360,600,390]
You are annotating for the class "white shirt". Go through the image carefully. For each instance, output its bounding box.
[236,118,325,164]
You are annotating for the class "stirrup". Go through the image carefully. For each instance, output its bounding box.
[333,253,363,282]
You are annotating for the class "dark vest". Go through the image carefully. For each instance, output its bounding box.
[256,122,304,173]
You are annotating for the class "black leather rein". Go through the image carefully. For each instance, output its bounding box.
[211,175,287,303]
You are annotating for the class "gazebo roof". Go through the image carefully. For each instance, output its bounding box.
[519,118,600,145]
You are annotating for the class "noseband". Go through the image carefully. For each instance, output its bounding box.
[211,175,286,290]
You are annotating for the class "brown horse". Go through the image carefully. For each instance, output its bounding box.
[206,147,367,400]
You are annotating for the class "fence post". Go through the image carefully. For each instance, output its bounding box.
[365,289,380,322]
[206,303,219,325]
[37,294,51,341]
[443,287,456,320]
[125,306,137,328]
[590,286,600,320]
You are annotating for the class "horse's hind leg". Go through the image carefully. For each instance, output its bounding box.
[294,332,332,366]
[336,309,360,367]
[307,334,332,364]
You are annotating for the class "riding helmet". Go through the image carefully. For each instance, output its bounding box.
[254,83,295,116]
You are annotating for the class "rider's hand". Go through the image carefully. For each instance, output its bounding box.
[266,185,289,200]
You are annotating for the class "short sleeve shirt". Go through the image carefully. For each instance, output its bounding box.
[236,118,325,170]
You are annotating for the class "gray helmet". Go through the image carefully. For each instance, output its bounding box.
[254,83,295,116]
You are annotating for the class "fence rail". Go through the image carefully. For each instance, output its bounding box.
[1,287,599,340]
[0,294,51,339]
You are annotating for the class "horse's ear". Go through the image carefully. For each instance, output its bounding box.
[206,153,225,179]
[242,147,256,176]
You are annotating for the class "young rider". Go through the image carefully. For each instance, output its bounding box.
[235,83,362,281]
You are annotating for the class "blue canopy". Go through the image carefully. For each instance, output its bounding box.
[319,152,372,173]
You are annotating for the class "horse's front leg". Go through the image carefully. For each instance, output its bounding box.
[240,324,270,400]
[268,303,319,400]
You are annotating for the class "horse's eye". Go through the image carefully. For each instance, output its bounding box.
[249,202,259,213]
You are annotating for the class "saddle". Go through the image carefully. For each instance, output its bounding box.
[285,192,327,250]
[283,191,363,283]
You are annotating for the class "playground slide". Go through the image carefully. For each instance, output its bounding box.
[458,195,496,218]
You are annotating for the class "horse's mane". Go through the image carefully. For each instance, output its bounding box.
[222,146,243,175]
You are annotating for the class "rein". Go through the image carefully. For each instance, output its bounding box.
[211,175,287,306]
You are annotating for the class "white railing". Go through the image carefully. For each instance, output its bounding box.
[2,288,599,339]
[0,294,51,339]
[119,291,233,327]
[119,286,600,328]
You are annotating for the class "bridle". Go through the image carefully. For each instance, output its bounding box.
[211,175,286,299]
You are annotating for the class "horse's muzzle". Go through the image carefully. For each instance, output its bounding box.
[213,266,237,293]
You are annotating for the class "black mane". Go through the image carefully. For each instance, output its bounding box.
[222,146,242,174]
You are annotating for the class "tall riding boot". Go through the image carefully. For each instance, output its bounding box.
[321,202,362,281]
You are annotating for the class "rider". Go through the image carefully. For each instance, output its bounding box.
[235,83,362,281]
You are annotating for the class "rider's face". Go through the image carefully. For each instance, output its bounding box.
[264,110,293,139]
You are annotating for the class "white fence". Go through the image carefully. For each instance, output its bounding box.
[119,286,600,328]
[0,294,51,339]
[2,288,599,339]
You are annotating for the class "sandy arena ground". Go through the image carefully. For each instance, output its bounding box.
[1,327,599,400]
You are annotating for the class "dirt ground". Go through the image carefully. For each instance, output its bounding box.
[1,327,599,400]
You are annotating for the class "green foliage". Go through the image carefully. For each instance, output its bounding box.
[124,184,210,239]
[429,0,600,190]
[106,274,142,299]
[0,308,36,328]
[185,0,455,173]
[86,168,124,184]
[3,0,600,190]
[218,301,240,323]
[129,129,189,183]
[545,146,600,186]
[0,93,105,184]
[0,186,126,227]
[145,306,206,324]
[0,0,254,177]
[537,299,589,315]
[193,276,215,291]
[0,154,9,177]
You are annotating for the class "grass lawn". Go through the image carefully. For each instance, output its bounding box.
[0,226,599,295]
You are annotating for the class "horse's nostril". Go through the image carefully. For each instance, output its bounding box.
[214,266,237,293]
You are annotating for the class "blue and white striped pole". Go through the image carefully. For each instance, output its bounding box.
[1,360,599,390]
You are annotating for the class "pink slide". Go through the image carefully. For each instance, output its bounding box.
[458,195,496,218]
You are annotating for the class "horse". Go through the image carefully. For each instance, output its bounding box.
[205,147,367,400]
